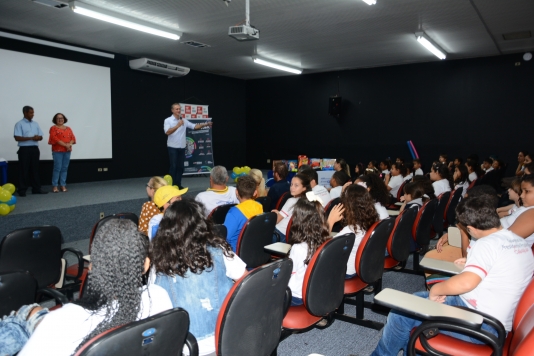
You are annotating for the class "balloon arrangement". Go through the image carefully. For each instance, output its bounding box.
[0,183,17,216]
[163,174,180,189]
[231,166,251,182]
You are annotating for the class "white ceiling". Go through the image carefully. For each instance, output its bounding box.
[1,0,533,79]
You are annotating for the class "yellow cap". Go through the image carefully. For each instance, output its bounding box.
[154,185,188,208]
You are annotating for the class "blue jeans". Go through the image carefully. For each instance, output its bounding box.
[168,147,185,188]
[273,228,286,243]
[371,291,499,356]
[291,296,303,306]
[0,304,49,355]
[52,151,71,187]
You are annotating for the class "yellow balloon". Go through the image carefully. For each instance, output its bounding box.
[243,166,251,173]
[233,167,240,175]
[163,175,173,185]
[2,183,15,195]
[0,204,10,216]
[0,189,11,203]
[9,205,15,212]
[234,177,239,183]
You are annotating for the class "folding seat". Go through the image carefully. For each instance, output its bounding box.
[334,218,394,330]
[215,259,292,356]
[235,212,277,268]
[74,308,198,356]
[208,204,237,224]
[444,188,463,227]
[274,191,291,211]
[281,233,355,338]
[432,191,451,238]
[255,196,271,212]
[408,199,438,272]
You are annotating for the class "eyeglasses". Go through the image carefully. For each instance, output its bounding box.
[146,184,153,189]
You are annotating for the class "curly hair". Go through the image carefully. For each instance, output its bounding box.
[356,173,390,206]
[288,199,329,264]
[150,199,233,277]
[52,112,68,124]
[341,184,379,233]
[74,219,147,352]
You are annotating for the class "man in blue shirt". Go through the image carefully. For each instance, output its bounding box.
[13,106,47,196]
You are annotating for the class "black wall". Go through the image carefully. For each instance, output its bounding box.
[246,54,534,173]
[1,33,246,185]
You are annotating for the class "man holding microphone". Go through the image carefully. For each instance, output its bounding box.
[164,103,212,189]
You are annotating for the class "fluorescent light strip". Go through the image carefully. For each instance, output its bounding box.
[361,0,377,5]
[416,33,446,60]
[70,2,180,40]
[253,58,302,74]
[0,31,114,58]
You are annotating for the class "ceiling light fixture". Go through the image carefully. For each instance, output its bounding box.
[361,0,377,5]
[69,1,181,40]
[253,57,302,74]
[415,32,446,60]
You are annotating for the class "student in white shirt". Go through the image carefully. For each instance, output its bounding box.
[482,157,494,173]
[403,162,414,182]
[272,173,311,242]
[466,159,481,182]
[19,219,173,356]
[287,194,329,306]
[301,168,331,207]
[385,163,405,200]
[501,175,534,246]
[398,181,424,213]
[430,162,453,197]
[195,165,239,216]
[355,174,390,220]
[413,158,424,176]
[497,177,522,218]
[329,170,350,200]
[453,164,470,197]
[379,160,391,179]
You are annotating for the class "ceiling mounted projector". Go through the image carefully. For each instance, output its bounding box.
[228,0,259,41]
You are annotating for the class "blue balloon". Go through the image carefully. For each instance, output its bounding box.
[6,195,17,206]
[231,172,237,179]
[238,172,247,177]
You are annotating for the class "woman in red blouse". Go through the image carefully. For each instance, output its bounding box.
[48,113,76,193]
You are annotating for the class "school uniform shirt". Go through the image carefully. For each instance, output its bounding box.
[388,175,404,198]
[335,225,365,275]
[455,181,470,197]
[195,186,240,216]
[469,172,478,182]
[485,167,494,173]
[329,186,343,200]
[407,198,423,208]
[375,202,389,220]
[19,285,173,356]
[461,229,534,331]
[223,200,263,251]
[403,173,413,182]
[415,168,424,176]
[432,179,451,197]
[501,206,534,246]
[288,242,309,299]
[312,185,331,207]
[276,197,299,234]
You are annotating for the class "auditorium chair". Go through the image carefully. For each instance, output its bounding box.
[215,259,292,356]
[255,196,271,213]
[208,204,237,225]
[324,197,342,232]
[467,178,477,192]
[374,278,534,356]
[406,199,438,273]
[432,191,451,238]
[235,212,277,268]
[280,233,355,341]
[75,308,198,356]
[334,218,394,330]
[444,188,463,227]
[0,226,79,303]
[387,181,407,209]
[274,192,291,211]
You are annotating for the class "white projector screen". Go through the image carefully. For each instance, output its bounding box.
[0,49,112,161]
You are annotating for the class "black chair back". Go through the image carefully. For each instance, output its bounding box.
[324,198,342,232]
[432,192,451,236]
[445,189,463,226]
[236,212,277,268]
[356,218,395,285]
[396,181,407,201]
[0,226,62,289]
[76,308,194,356]
[208,204,237,225]
[387,208,418,263]
[413,199,438,246]
[0,270,37,317]
[255,196,271,213]
[275,192,291,211]
[304,233,355,316]
[216,259,292,356]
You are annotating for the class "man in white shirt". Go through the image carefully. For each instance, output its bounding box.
[195,166,240,216]
[164,103,212,189]
[301,168,331,207]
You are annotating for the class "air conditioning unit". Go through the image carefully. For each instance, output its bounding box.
[129,58,190,78]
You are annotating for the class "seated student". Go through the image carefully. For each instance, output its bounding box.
[267,161,290,210]
[272,173,311,242]
[287,195,329,306]
[438,153,448,166]
[372,195,534,356]
[353,162,365,179]
[195,165,240,216]
[430,162,453,197]
[453,164,470,197]
[497,177,522,218]
[466,158,483,182]
[385,162,405,200]
[396,157,405,165]
[403,162,414,182]
[248,168,267,197]
[523,162,533,175]
[334,158,351,178]
[150,199,246,356]
[451,157,463,169]
[413,158,424,176]
[329,170,350,200]
[148,185,188,239]
[398,181,424,213]
[366,160,379,175]
[412,175,436,203]
[515,150,528,177]
[500,174,534,246]
[379,159,391,179]
[329,184,379,279]
[482,157,494,172]
[300,168,331,207]
[355,173,390,220]
[223,175,263,251]
[17,219,172,356]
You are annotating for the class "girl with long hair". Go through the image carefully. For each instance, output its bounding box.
[398,181,425,213]
[248,168,267,197]
[335,158,351,178]
[466,159,483,182]
[497,178,522,218]
[150,199,246,356]
[430,163,453,197]
[453,164,470,197]
[19,219,172,356]
[138,176,168,235]
[354,173,390,220]
[500,175,534,247]
[287,195,330,306]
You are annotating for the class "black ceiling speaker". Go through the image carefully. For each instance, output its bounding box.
[329,96,342,117]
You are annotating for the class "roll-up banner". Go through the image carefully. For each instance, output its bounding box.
[180,103,213,175]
